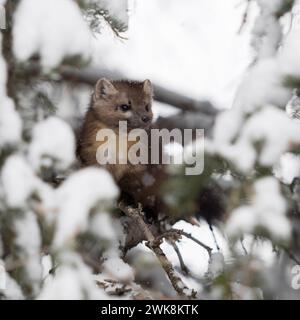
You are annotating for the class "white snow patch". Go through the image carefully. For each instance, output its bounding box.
[1,155,41,208]
[13,0,92,69]
[52,168,119,248]
[274,153,300,184]
[0,97,22,148]
[99,0,128,26]
[279,25,300,77]
[0,272,24,300]
[213,106,300,172]
[206,252,225,278]
[89,212,118,242]
[233,59,290,114]
[38,252,107,299]
[14,211,42,292]
[0,35,22,147]
[28,117,75,172]
[102,257,135,283]
[226,177,291,241]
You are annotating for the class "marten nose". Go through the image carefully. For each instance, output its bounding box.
[141,115,150,123]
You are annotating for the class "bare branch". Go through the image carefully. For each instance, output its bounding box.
[283,248,300,265]
[156,112,215,137]
[238,0,252,34]
[209,224,220,251]
[118,201,197,298]
[96,279,132,297]
[171,228,213,256]
[170,242,190,275]
[20,63,219,115]
[153,84,218,115]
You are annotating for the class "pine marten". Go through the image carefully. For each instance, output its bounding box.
[77,78,165,217]
[77,78,225,223]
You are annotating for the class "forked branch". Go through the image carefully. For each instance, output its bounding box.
[118,201,197,299]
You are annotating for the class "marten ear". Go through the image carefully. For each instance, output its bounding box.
[143,79,153,96]
[94,78,118,100]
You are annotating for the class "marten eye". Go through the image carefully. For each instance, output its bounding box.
[120,104,130,112]
[145,104,150,112]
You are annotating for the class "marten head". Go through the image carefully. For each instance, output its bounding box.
[91,78,154,130]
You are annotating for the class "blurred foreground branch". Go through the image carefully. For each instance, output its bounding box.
[156,112,215,137]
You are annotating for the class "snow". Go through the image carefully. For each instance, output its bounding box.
[38,252,107,299]
[275,153,300,184]
[28,117,75,172]
[206,3,300,260]
[226,177,291,241]
[39,266,84,300]
[52,168,119,248]
[213,108,244,145]
[161,220,231,277]
[206,252,225,279]
[0,97,22,148]
[102,257,134,283]
[213,106,300,173]
[243,107,300,168]
[286,92,300,120]
[1,155,42,208]
[233,59,291,114]
[13,0,92,69]
[0,0,299,300]
[0,272,24,300]
[212,0,300,173]
[41,255,52,280]
[152,102,180,121]
[0,34,6,97]
[226,0,300,118]
[89,212,119,242]
[0,35,22,147]
[252,0,283,59]
[14,211,41,258]
[235,235,276,267]
[256,0,284,13]
[230,282,263,300]
[279,25,300,77]
[14,210,42,294]
[94,0,255,109]
[241,107,300,169]
[226,207,257,236]
[98,0,129,26]
[0,154,54,212]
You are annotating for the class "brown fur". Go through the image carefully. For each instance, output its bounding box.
[77,79,225,224]
[77,78,165,217]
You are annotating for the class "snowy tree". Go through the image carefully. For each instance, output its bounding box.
[0,0,300,300]
[165,0,300,299]
[0,0,132,300]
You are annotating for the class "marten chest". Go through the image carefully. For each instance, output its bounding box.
[81,120,147,165]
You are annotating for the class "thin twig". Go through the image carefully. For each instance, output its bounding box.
[238,0,251,34]
[170,242,190,275]
[284,248,300,265]
[171,228,213,257]
[96,279,132,296]
[118,201,197,299]
[209,224,220,251]
[240,238,248,255]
